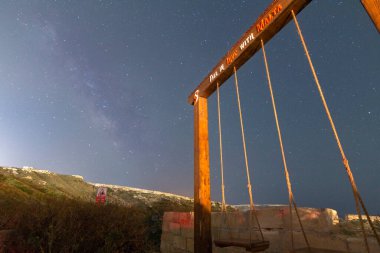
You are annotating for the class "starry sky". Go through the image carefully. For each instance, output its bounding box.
[0,1,379,215]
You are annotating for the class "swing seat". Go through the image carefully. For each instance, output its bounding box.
[291,248,346,253]
[214,239,270,252]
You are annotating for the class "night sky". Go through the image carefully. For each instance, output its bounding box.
[0,1,379,215]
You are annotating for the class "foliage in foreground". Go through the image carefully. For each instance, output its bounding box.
[0,197,159,253]
[0,169,195,252]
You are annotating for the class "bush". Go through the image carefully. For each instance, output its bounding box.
[2,197,153,252]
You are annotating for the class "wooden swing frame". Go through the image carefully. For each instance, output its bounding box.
[188,1,380,252]
[190,1,311,252]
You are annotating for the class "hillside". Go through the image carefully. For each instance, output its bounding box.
[0,166,194,209]
[0,166,195,252]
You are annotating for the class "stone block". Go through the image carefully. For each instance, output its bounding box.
[160,240,169,252]
[347,237,366,253]
[213,245,246,253]
[160,209,369,253]
[163,221,170,232]
[169,222,181,235]
[161,232,172,242]
[212,212,247,230]
[179,212,193,223]
[211,212,224,227]
[160,233,173,252]
[263,230,282,253]
[179,213,194,237]
[347,237,380,253]
[255,207,285,229]
[172,235,187,250]
[181,226,193,238]
[238,228,262,241]
[282,231,348,252]
[282,207,335,232]
[215,228,240,241]
[186,238,194,252]
[168,247,187,253]
[164,212,180,223]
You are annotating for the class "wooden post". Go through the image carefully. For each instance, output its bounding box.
[194,96,212,253]
[361,0,380,33]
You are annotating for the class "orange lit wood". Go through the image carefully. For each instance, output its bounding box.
[187,0,311,105]
[190,1,312,252]
[194,96,212,253]
[361,0,380,33]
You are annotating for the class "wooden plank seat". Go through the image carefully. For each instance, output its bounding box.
[214,239,270,252]
[290,248,347,253]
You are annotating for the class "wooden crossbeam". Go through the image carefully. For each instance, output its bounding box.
[361,0,380,33]
[187,0,311,105]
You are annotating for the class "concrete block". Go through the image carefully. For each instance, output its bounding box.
[179,213,194,237]
[281,208,335,232]
[161,232,172,242]
[169,222,181,235]
[366,238,380,253]
[179,212,193,224]
[161,210,374,253]
[238,229,262,241]
[181,226,193,238]
[263,230,282,253]
[172,235,187,250]
[160,233,173,252]
[212,212,247,230]
[164,212,180,223]
[160,239,170,252]
[186,238,194,252]
[168,247,187,253]
[282,231,348,252]
[213,245,246,253]
[347,237,365,253]
[211,226,219,238]
[163,221,170,232]
[211,212,224,227]
[347,237,380,253]
[256,207,285,229]
[163,212,171,222]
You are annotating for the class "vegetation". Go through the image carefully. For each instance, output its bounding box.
[0,167,194,252]
[0,195,195,252]
[1,197,153,252]
[338,218,380,237]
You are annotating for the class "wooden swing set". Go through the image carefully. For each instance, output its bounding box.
[188,0,380,253]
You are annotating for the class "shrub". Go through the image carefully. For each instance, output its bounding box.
[2,197,152,252]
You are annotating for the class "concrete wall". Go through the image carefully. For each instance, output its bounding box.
[160,206,380,253]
